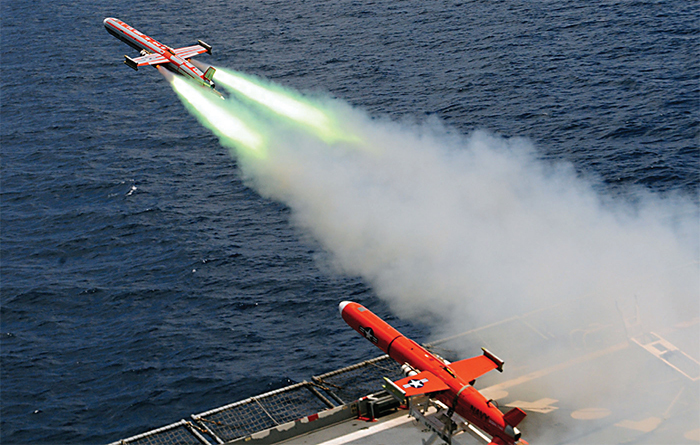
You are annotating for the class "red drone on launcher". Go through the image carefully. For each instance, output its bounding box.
[340,301,528,445]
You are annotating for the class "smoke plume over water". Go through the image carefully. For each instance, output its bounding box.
[169,70,699,442]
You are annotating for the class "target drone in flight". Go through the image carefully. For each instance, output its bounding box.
[104,17,217,90]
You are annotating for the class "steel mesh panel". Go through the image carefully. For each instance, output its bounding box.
[314,355,404,403]
[111,420,204,445]
[111,356,406,444]
[195,383,330,442]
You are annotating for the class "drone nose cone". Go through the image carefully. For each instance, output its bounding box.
[339,301,352,316]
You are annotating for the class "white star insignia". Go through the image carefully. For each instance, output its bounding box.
[404,378,428,389]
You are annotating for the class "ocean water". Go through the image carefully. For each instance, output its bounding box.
[1,1,697,444]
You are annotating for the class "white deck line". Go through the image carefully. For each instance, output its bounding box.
[313,414,414,445]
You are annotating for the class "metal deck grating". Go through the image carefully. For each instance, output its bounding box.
[107,419,208,445]
[109,356,399,445]
[313,355,404,404]
[193,381,334,443]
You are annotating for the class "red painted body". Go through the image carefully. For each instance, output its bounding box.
[340,301,527,445]
[104,17,216,90]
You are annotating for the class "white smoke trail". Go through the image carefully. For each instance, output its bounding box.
[170,73,699,442]
[237,101,699,443]
[241,110,698,333]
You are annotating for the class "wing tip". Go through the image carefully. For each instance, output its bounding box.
[482,347,504,372]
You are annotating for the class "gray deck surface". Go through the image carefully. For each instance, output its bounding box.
[109,295,700,445]
[281,409,434,445]
[280,298,700,445]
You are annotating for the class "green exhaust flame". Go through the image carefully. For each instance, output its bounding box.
[170,75,267,158]
[213,68,355,144]
[167,66,367,165]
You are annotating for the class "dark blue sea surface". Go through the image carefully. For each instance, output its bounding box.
[1,1,697,443]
